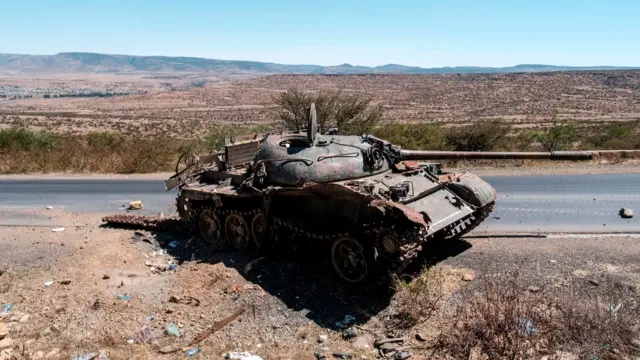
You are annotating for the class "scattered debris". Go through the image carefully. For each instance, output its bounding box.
[462,272,475,281]
[0,338,14,350]
[116,295,132,301]
[159,345,179,354]
[128,200,143,210]
[1,304,10,313]
[521,318,537,335]
[70,352,97,360]
[491,216,500,220]
[332,352,352,359]
[314,352,327,360]
[619,208,634,218]
[318,334,328,343]
[343,329,357,339]
[527,285,541,293]
[134,326,153,343]
[415,333,426,342]
[609,303,622,313]
[169,296,200,306]
[91,298,101,310]
[394,351,412,360]
[335,314,356,329]
[46,206,54,209]
[44,281,54,287]
[224,352,263,360]
[189,308,245,345]
[48,241,65,246]
[45,348,60,359]
[243,256,267,274]
[374,338,404,347]
[589,279,600,286]
[168,240,178,248]
[0,323,7,340]
[166,323,179,336]
[51,227,65,232]
[102,274,110,280]
[185,348,201,357]
[168,263,177,271]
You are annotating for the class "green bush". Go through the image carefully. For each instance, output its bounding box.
[0,127,59,151]
[531,118,578,151]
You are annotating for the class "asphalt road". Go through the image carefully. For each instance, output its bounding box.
[1,173,639,233]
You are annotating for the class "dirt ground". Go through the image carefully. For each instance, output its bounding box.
[2,209,640,360]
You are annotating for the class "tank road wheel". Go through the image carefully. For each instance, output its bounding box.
[250,213,266,248]
[331,236,370,284]
[225,212,251,251]
[199,208,222,245]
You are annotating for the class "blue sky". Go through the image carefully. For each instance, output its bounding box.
[1,0,638,67]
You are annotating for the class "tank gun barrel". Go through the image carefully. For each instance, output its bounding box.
[399,150,594,161]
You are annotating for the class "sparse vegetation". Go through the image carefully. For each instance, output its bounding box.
[431,270,640,359]
[0,119,639,173]
[272,88,383,134]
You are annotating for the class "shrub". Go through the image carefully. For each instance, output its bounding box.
[272,88,383,135]
[444,120,511,151]
[370,123,447,150]
[531,118,579,151]
[0,127,59,151]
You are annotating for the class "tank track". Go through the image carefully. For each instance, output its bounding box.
[101,201,495,290]
[101,214,188,232]
[442,202,495,239]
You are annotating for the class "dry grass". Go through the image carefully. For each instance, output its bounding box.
[1,118,640,174]
[428,270,640,359]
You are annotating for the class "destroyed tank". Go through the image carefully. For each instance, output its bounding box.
[104,104,596,288]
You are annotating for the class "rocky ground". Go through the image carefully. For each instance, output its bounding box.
[1,210,640,360]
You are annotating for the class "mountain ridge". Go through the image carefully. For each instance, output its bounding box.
[0,52,637,75]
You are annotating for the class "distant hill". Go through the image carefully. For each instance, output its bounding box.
[0,52,636,75]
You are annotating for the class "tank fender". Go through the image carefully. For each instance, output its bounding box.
[444,172,497,208]
[369,199,429,228]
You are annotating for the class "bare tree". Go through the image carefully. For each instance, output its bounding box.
[272,88,383,135]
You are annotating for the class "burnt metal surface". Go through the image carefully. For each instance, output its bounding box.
[103,103,604,288]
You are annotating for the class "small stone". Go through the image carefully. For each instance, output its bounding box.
[352,334,374,349]
[45,348,60,359]
[0,324,7,340]
[128,200,143,210]
[550,260,557,264]
[41,327,53,337]
[379,342,399,351]
[158,345,178,354]
[462,272,475,281]
[0,349,12,360]
[60,279,71,285]
[158,212,165,219]
[588,279,599,286]
[620,208,634,218]
[0,338,13,349]
[102,275,110,280]
[415,333,426,342]
[527,286,540,293]
[19,315,29,323]
[318,334,328,343]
